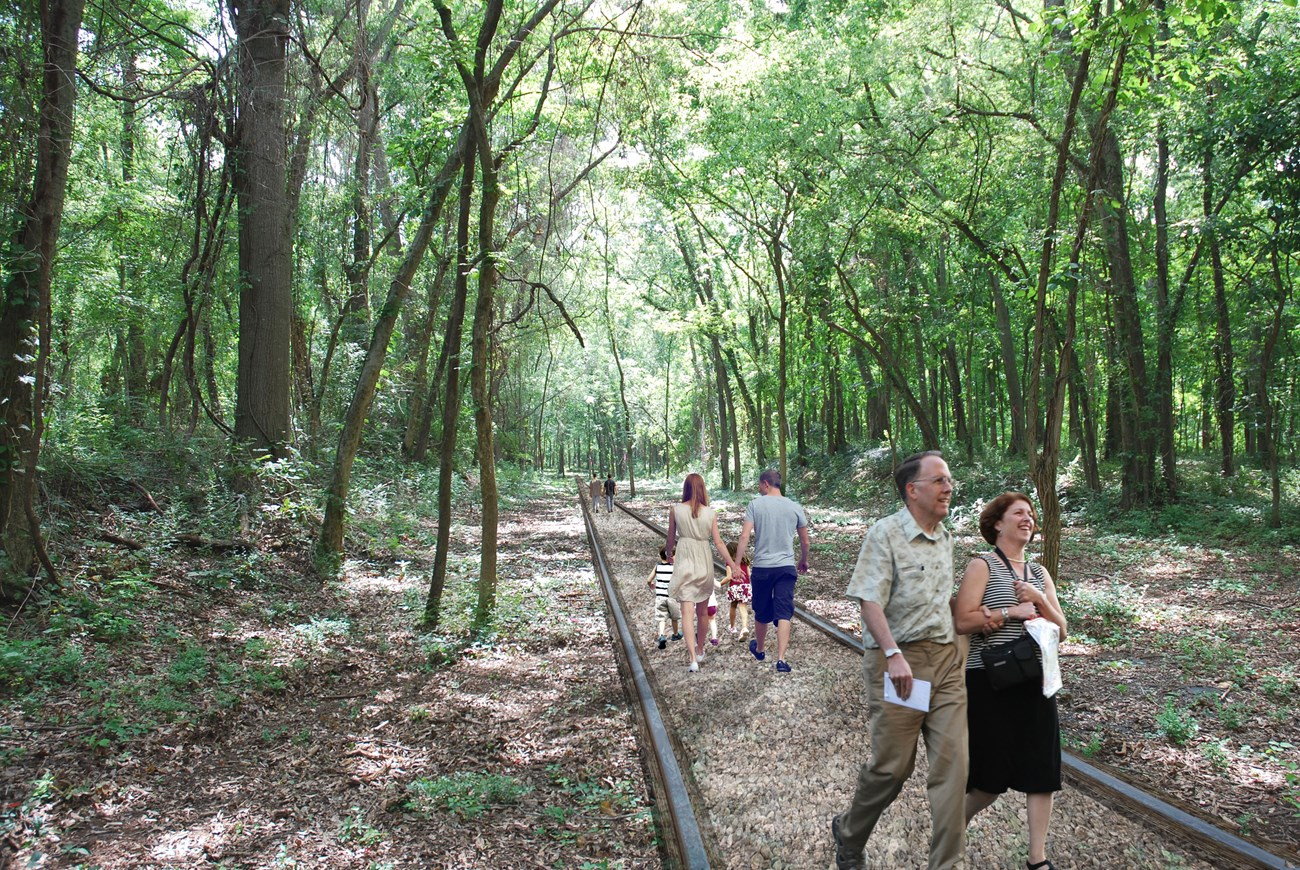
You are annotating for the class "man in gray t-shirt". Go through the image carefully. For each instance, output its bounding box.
[734,469,809,672]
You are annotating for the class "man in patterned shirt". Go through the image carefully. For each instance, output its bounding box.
[832,450,967,870]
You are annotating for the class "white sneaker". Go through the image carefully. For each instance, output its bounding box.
[687,661,699,673]
[696,648,707,663]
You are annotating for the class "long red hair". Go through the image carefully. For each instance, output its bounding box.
[681,472,709,518]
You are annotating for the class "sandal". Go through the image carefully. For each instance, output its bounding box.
[1027,861,1056,870]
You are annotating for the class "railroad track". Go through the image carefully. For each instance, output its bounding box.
[580,484,715,869]
[579,481,1294,869]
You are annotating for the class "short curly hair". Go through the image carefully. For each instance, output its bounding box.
[978,492,1037,546]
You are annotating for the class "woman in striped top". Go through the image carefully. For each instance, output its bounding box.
[954,492,1069,870]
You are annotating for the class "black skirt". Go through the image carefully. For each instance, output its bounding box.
[966,667,1062,795]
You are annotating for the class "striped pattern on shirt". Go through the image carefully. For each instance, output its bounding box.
[653,562,674,598]
[965,552,1045,670]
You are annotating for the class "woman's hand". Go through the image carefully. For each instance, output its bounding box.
[1014,579,1044,605]
[1013,580,1043,618]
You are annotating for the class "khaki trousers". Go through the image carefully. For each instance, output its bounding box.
[839,639,968,870]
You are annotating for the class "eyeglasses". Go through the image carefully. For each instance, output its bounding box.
[913,475,956,488]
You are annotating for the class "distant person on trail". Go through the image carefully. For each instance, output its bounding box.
[647,547,682,649]
[953,492,1068,870]
[832,450,966,870]
[589,473,601,511]
[733,469,809,674]
[665,473,738,672]
[604,474,616,513]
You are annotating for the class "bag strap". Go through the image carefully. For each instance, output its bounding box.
[992,546,1030,584]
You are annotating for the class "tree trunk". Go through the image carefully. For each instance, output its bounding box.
[603,270,636,498]
[1098,127,1155,507]
[1200,361,1214,452]
[722,344,761,470]
[1025,29,1096,582]
[771,241,790,484]
[318,127,469,561]
[1067,338,1101,490]
[730,382,741,485]
[231,0,292,457]
[674,223,731,487]
[851,344,889,441]
[0,0,83,597]
[469,158,501,633]
[990,270,1027,456]
[943,339,970,458]
[1206,149,1235,477]
[118,49,148,420]
[712,344,731,488]
[421,154,476,626]
[1259,234,1287,528]
[403,253,452,458]
[1150,86,1177,498]
[827,272,940,451]
[341,12,376,347]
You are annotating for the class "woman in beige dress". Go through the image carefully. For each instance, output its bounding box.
[666,473,737,672]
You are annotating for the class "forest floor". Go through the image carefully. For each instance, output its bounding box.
[2,472,1298,867]
[0,480,658,868]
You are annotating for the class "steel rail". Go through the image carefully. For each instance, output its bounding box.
[580,484,713,870]
[615,498,1296,870]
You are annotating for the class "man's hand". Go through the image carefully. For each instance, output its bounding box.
[887,652,914,700]
[978,605,1006,634]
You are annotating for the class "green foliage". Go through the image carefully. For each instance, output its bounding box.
[546,765,644,817]
[292,617,351,646]
[168,644,211,687]
[337,808,384,845]
[1156,699,1199,746]
[1260,672,1297,702]
[418,634,472,670]
[1059,582,1139,644]
[1214,702,1250,731]
[1168,634,1256,688]
[1201,738,1231,770]
[0,637,85,691]
[1082,479,1300,549]
[404,771,533,818]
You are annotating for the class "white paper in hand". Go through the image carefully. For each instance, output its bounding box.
[883,677,931,712]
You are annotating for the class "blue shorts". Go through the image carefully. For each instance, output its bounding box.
[750,565,797,625]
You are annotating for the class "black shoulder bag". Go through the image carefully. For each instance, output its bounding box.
[979,549,1042,691]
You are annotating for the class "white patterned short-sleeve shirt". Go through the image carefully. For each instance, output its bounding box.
[846,506,956,647]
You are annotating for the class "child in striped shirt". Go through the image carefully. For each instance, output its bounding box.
[647,547,682,649]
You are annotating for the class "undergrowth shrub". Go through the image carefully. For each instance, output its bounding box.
[404,771,533,818]
[1059,581,1139,643]
[1156,699,1199,746]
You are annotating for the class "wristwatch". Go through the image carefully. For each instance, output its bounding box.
[1000,607,1010,619]
[883,647,902,658]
